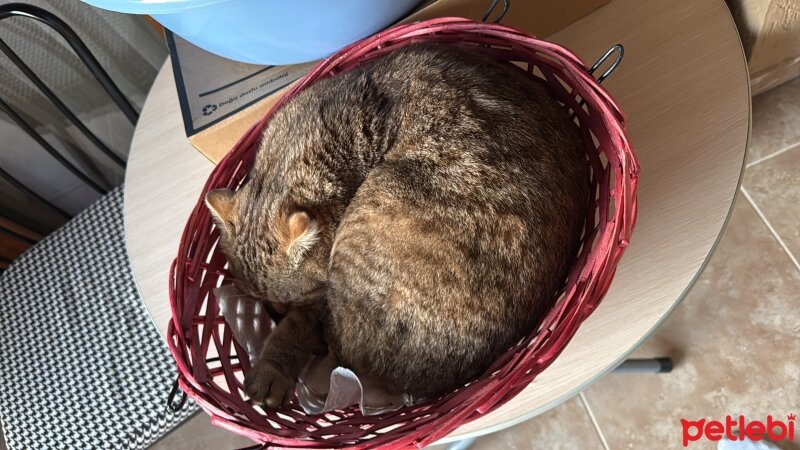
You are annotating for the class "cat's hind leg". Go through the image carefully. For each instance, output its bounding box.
[245,302,326,408]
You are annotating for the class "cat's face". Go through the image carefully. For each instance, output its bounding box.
[205,187,327,306]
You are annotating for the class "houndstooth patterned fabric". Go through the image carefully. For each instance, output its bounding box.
[0,188,197,449]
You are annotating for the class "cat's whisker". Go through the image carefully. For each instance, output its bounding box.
[220,291,274,301]
[219,293,255,300]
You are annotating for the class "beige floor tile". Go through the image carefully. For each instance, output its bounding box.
[748,77,800,164]
[468,396,604,450]
[582,199,800,450]
[743,145,800,261]
[151,413,255,450]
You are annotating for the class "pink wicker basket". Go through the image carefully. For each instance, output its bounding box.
[168,17,638,449]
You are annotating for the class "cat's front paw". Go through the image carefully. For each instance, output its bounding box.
[244,361,295,408]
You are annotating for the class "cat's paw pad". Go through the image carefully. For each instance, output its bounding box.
[244,362,295,408]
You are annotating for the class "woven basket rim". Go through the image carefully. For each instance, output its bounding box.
[167,16,639,449]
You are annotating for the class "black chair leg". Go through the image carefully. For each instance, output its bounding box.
[613,357,673,373]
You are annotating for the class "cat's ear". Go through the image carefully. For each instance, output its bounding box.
[286,210,319,262]
[205,189,236,233]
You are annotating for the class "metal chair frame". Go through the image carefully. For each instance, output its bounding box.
[0,2,139,268]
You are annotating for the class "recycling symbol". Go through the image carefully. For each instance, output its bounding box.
[202,104,217,116]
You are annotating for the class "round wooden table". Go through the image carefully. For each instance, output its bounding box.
[124,0,749,443]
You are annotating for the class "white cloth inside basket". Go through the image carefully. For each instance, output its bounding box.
[214,285,414,415]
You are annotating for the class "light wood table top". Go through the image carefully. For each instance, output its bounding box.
[124,0,749,442]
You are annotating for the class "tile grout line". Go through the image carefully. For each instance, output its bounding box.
[579,392,611,450]
[746,140,800,168]
[741,187,800,273]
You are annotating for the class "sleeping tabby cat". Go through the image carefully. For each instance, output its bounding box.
[205,43,589,408]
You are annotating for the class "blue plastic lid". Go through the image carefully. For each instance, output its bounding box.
[80,0,233,15]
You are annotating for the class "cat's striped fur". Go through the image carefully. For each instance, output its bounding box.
[206,43,589,407]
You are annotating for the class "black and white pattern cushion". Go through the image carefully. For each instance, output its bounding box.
[0,188,197,449]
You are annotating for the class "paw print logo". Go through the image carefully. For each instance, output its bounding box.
[202,104,218,116]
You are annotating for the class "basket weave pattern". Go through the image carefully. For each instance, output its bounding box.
[168,17,639,449]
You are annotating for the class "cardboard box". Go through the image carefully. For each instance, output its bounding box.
[166,32,315,163]
[404,0,609,37]
[168,0,609,164]
[728,0,800,95]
